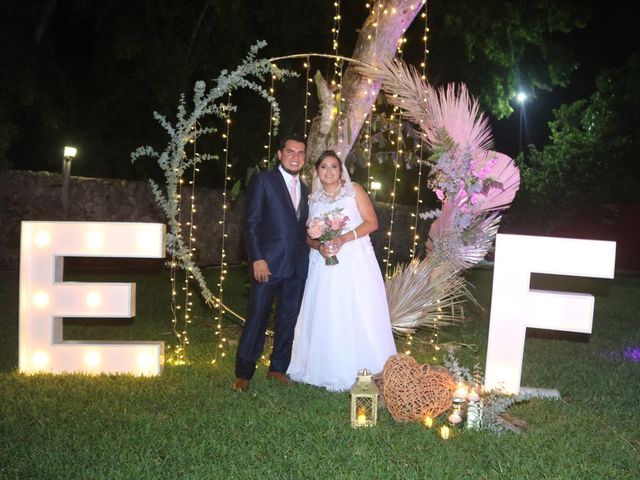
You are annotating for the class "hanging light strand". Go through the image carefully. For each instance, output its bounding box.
[364,0,382,194]
[383,36,407,279]
[332,0,345,143]
[168,124,200,365]
[263,68,276,168]
[410,2,430,259]
[212,95,233,365]
[181,124,201,362]
[168,168,186,365]
[365,110,374,194]
[303,57,312,139]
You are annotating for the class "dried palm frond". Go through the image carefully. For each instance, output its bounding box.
[361,57,520,338]
[472,151,521,213]
[357,59,433,135]
[425,197,458,254]
[386,256,469,335]
[360,59,493,153]
[428,213,502,270]
[423,83,493,153]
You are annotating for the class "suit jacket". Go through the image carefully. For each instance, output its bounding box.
[245,168,310,279]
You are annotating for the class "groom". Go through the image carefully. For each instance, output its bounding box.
[233,134,310,392]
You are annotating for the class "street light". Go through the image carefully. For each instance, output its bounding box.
[370,181,381,202]
[516,92,527,155]
[62,145,77,219]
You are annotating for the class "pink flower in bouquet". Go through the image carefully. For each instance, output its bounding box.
[307,208,350,266]
[330,217,344,230]
[307,220,324,239]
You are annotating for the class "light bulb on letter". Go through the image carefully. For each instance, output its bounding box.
[33,291,49,308]
[86,291,102,308]
[86,231,104,250]
[34,231,51,247]
[32,351,49,370]
[84,351,101,368]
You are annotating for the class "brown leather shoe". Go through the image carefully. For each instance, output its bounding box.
[232,378,250,392]
[266,371,290,385]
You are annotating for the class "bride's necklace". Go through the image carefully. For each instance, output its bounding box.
[321,181,342,198]
[322,185,341,198]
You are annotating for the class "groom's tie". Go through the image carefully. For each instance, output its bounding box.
[289,177,300,220]
[289,177,298,207]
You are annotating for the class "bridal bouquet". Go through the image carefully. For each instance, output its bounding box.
[307,208,350,266]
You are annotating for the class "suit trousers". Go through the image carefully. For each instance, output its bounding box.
[235,275,306,379]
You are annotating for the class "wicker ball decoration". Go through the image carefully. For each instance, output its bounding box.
[382,353,455,422]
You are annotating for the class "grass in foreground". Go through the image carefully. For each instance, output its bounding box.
[0,266,638,479]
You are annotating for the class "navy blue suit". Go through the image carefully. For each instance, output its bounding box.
[235,168,309,379]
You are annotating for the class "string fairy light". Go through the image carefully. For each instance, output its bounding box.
[332,1,342,87]
[167,177,185,364]
[430,299,442,362]
[167,124,201,365]
[383,33,408,280]
[364,107,374,194]
[384,24,413,352]
[410,1,430,258]
[411,1,440,362]
[364,0,382,194]
[182,125,202,362]
[331,0,345,146]
[263,67,277,168]
[211,94,233,365]
[303,57,312,139]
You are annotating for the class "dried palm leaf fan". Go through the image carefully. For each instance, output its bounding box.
[357,58,520,335]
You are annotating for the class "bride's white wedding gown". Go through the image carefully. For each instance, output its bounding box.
[287,183,397,392]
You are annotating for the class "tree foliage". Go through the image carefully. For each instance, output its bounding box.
[514,54,640,229]
[0,0,330,181]
[428,0,590,117]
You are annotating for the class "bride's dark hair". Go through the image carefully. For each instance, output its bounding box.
[315,150,343,175]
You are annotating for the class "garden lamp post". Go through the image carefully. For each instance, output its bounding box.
[516,92,527,155]
[62,146,77,219]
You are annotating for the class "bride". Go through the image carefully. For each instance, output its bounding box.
[287,150,397,391]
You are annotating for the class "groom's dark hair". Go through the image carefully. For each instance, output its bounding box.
[278,133,306,150]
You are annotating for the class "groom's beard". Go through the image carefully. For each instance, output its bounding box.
[283,167,301,177]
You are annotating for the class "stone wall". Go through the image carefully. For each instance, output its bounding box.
[0,170,419,271]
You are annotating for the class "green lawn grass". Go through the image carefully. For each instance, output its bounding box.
[0,265,638,479]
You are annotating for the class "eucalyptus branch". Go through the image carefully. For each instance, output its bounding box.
[131,42,296,327]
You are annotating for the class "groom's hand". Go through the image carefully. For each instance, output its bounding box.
[253,260,271,282]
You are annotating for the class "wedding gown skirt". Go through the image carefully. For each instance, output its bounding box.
[288,234,397,392]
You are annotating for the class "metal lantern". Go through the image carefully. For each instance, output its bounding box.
[350,368,379,428]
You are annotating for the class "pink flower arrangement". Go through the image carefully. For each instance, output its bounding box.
[307,208,350,265]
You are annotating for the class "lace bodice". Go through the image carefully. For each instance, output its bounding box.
[308,182,362,233]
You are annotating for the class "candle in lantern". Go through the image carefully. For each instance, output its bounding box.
[423,416,433,428]
[439,425,450,440]
[357,408,367,426]
[350,369,379,428]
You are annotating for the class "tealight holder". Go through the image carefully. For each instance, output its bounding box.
[451,382,467,425]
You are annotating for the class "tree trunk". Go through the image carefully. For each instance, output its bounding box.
[306,0,425,171]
